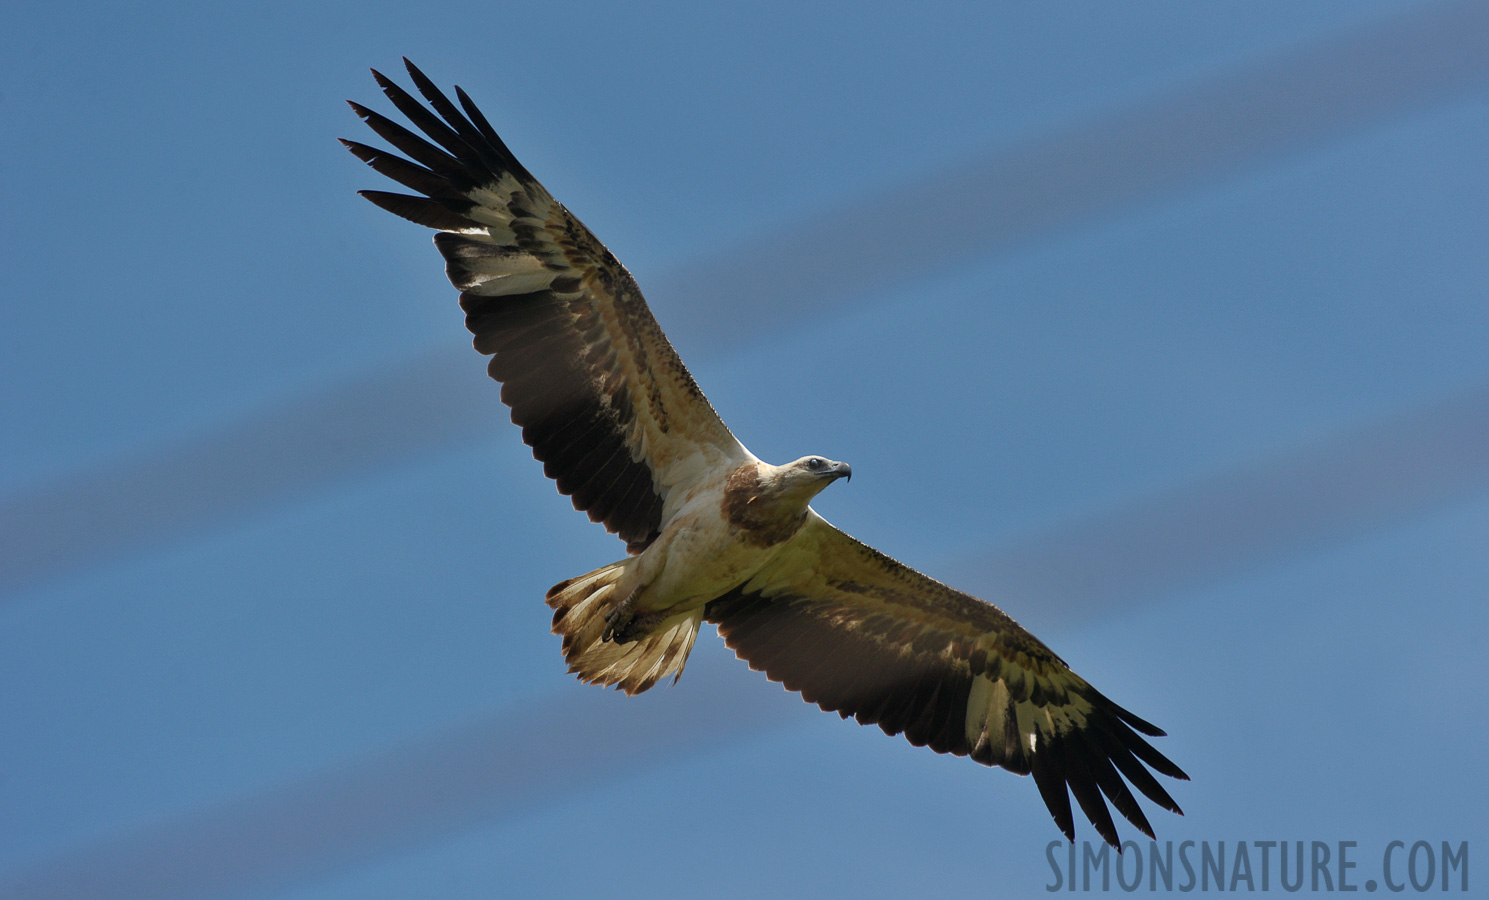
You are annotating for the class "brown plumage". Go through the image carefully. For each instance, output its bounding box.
[346,59,1188,848]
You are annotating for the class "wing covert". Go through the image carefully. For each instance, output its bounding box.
[345,60,752,552]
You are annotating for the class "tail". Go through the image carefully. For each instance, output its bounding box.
[545,561,704,696]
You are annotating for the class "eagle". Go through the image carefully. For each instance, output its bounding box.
[344,60,1187,848]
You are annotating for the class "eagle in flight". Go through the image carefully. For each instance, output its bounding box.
[345,60,1187,848]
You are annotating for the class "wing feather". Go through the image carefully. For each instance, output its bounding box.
[347,61,753,550]
[705,513,1187,846]
[357,190,483,232]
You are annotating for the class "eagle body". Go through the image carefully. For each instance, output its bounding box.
[636,459,831,611]
[346,60,1189,848]
[549,457,850,695]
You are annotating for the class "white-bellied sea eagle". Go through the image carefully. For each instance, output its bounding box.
[344,60,1188,848]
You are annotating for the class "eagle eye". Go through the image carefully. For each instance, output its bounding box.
[807,458,822,470]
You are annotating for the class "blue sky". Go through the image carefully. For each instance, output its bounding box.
[2,2,1486,897]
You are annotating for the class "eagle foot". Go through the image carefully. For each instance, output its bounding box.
[601,590,639,643]
[612,610,666,644]
[602,590,668,643]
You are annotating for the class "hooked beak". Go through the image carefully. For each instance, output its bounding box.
[825,460,852,483]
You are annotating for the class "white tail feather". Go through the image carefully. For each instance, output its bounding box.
[546,562,704,695]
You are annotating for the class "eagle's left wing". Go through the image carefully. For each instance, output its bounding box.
[705,513,1187,847]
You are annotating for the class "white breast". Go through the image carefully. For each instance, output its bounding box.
[634,482,781,614]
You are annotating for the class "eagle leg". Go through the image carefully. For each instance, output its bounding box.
[611,609,668,644]
[601,589,640,643]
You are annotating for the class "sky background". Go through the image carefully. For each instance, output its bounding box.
[2,1,1487,897]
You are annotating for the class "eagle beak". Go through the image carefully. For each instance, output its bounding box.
[831,461,852,483]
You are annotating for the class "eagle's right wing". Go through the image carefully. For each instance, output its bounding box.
[706,512,1187,847]
[344,61,753,553]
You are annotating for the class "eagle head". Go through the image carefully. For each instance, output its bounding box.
[783,455,852,494]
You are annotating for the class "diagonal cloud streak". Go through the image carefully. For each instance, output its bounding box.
[0,351,487,597]
[0,654,811,900]
[5,378,1489,900]
[4,0,1487,597]
[648,0,1489,352]
[960,384,1489,627]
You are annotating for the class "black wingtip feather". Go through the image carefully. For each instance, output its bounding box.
[400,61,509,172]
[343,139,466,200]
[1065,747,1120,849]
[1031,751,1076,842]
[453,84,535,183]
[401,56,437,91]
[358,190,481,231]
[1126,737,1190,782]
[1086,742,1155,840]
[348,103,472,182]
[403,61,461,122]
[1093,729,1184,815]
[378,61,536,191]
[373,70,478,164]
[1112,703,1167,738]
